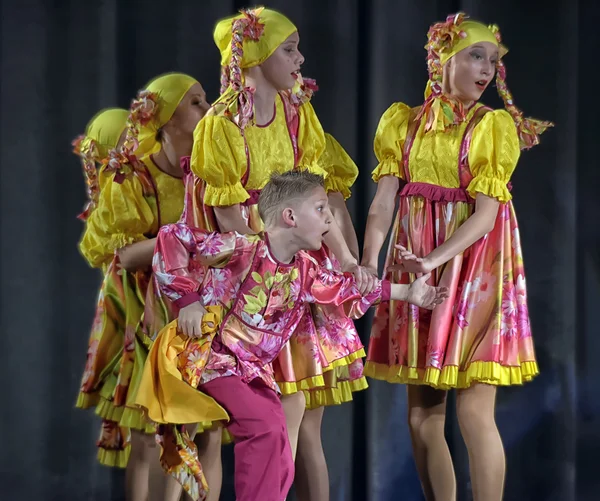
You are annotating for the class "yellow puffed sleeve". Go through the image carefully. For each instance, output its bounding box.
[372,102,411,182]
[467,110,520,203]
[318,133,358,199]
[79,169,156,268]
[191,115,249,207]
[297,101,328,178]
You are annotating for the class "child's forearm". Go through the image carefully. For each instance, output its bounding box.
[117,238,156,271]
[389,283,409,302]
[328,192,359,261]
[214,204,255,235]
[361,176,399,271]
[423,194,499,270]
[322,216,358,269]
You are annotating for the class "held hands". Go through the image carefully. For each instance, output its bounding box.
[343,261,379,295]
[386,246,448,309]
[387,245,435,275]
[178,301,214,338]
[407,273,449,310]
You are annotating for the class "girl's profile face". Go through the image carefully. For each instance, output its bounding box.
[166,83,210,137]
[260,32,305,91]
[444,41,498,104]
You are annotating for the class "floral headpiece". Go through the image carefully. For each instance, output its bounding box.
[87,91,160,189]
[122,90,159,154]
[214,8,266,130]
[72,134,101,221]
[425,13,468,93]
[289,75,319,106]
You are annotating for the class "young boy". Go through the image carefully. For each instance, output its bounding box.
[139,171,448,501]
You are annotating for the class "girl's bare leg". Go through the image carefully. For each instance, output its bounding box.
[295,406,329,501]
[407,385,456,501]
[456,384,505,501]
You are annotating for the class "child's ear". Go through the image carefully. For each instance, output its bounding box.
[282,207,297,228]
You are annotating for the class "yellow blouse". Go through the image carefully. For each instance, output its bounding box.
[79,155,185,268]
[372,102,520,203]
[191,94,357,206]
[319,133,358,200]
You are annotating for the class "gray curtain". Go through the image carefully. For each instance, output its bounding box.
[1,1,597,500]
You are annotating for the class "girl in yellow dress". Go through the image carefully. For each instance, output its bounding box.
[77,72,211,501]
[72,106,130,468]
[178,7,374,501]
[361,13,552,501]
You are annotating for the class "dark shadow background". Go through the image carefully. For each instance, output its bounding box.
[0,0,598,500]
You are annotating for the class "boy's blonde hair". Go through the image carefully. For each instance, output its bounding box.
[258,170,325,225]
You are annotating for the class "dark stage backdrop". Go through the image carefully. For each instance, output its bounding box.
[1,1,598,500]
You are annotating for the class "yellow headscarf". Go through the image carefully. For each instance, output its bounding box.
[419,13,552,149]
[438,20,505,66]
[73,108,129,221]
[128,72,199,157]
[79,108,129,159]
[214,7,296,69]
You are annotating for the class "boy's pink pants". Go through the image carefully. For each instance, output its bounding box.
[200,376,294,501]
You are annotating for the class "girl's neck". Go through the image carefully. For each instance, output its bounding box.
[454,95,474,109]
[442,80,474,109]
[152,136,192,178]
[244,73,278,126]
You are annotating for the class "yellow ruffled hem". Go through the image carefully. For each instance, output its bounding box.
[222,429,233,445]
[364,360,539,390]
[95,394,128,422]
[109,232,145,254]
[120,406,156,434]
[195,420,215,433]
[326,348,366,371]
[76,392,100,410]
[95,396,124,422]
[371,157,405,183]
[276,348,366,395]
[93,397,154,433]
[203,182,249,207]
[304,377,369,410]
[324,176,352,200]
[97,446,130,469]
[303,162,330,179]
[466,175,512,203]
[278,374,326,395]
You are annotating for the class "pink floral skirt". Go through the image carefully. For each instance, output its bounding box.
[365,192,538,389]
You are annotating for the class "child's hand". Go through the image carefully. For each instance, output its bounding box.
[178,302,212,338]
[344,262,378,295]
[407,273,449,310]
[387,245,433,275]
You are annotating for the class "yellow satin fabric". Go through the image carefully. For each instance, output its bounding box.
[191,95,328,207]
[135,307,229,425]
[143,156,186,226]
[78,155,185,268]
[319,133,359,200]
[372,102,520,203]
[465,110,519,202]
